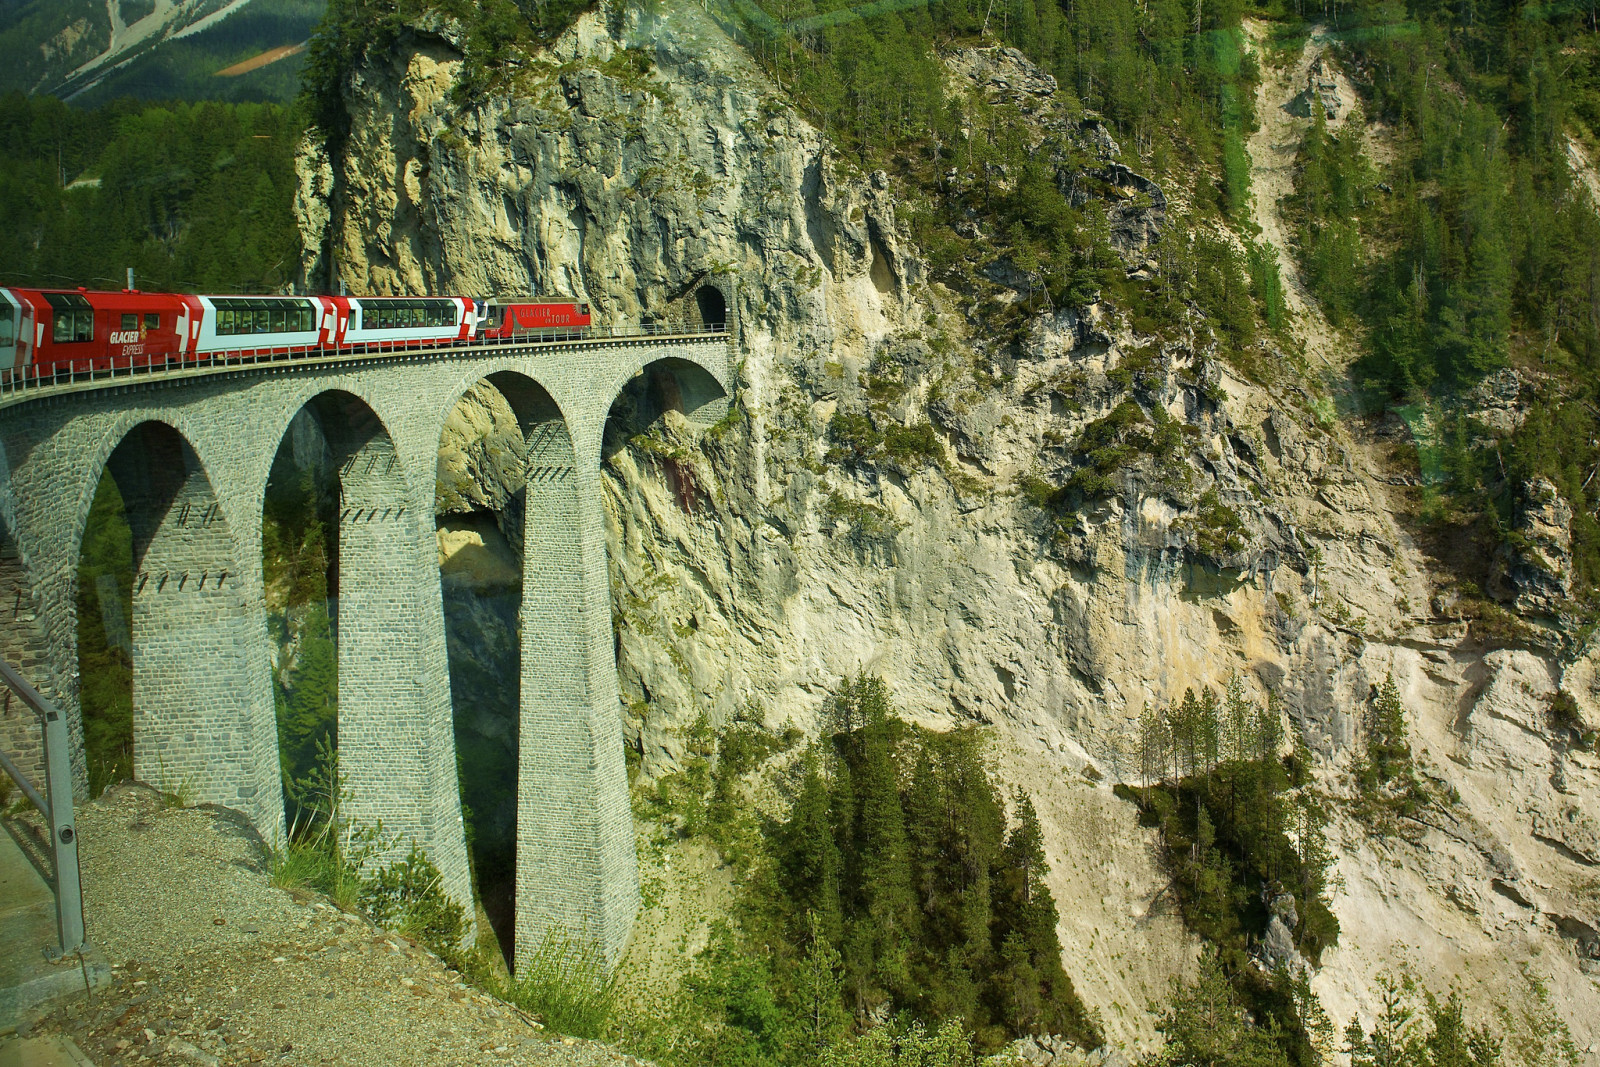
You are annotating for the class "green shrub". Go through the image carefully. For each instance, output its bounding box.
[502,929,620,1038]
[827,411,884,464]
[883,422,942,464]
[1182,487,1249,559]
[360,845,466,952]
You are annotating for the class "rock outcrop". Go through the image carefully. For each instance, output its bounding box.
[300,5,1600,1057]
[1490,477,1575,616]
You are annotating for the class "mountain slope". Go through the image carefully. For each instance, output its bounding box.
[0,0,323,102]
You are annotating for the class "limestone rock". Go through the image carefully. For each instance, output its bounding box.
[943,45,1059,111]
[1467,367,1535,435]
[1489,477,1573,615]
[301,2,1600,1053]
[1092,162,1168,254]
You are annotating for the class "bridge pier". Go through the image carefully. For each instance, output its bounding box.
[319,395,471,920]
[0,511,52,791]
[510,401,638,970]
[109,424,283,838]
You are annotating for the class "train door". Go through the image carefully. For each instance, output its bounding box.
[176,296,204,361]
[328,297,351,347]
[0,290,25,379]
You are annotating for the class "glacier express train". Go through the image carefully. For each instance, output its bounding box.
[0,288,593,379]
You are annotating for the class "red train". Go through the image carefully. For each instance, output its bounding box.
[0,288,593,379]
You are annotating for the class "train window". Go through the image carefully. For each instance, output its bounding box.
[144,313,160,329]
[0,306,13,347]
[44,293,94,343]
[121,314,137,331]
[357,299,457,331]
[213,297,316,335]
[50,309,94,343]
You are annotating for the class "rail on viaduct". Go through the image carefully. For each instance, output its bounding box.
[0,330,731,969]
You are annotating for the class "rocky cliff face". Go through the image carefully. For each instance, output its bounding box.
[298,4,1600,1056]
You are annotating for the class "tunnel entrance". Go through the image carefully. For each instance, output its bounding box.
[694,285,726,331]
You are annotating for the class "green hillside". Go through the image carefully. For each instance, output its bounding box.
[72,0,326,106]
[0,0,111,95]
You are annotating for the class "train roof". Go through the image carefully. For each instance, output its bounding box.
[2,288,191,309]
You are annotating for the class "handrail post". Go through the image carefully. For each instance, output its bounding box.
[41,692,83,957]
[0,659,86,959]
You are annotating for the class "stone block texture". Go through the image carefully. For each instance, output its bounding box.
[0,501,52,790]
[110,424,282,835]
[0,337,728,966]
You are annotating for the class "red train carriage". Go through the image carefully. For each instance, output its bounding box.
[477,299,591,339]
[0,287,198,376]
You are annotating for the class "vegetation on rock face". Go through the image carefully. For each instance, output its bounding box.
[302,0,595,140]
[730,0,1273,357]
[1280,0,1600,606]
[617,676,1098,1065]
[1124,681,1338,1066]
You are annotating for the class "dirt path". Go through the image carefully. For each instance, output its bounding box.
[4,786,645,1067]
[1567,136,1600,207]
[1240,20,1358,372]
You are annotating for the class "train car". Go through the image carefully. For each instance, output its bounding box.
[191,295,331,359]
[339,296,475,350]
[477,299,591,340]
[0,287,194,377]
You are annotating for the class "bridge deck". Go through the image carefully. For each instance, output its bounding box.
[0,328,728,412]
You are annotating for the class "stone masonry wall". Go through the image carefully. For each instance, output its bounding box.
[110,424,283,835]
[0,509,49,790]
[319,392,470,912]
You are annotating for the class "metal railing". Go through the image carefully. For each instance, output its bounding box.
[0,658,85,959]
[0,321,730,404]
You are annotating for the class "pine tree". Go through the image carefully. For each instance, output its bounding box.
[796,911,849,1057]
[1196,687,1221,774]
[1363,674,1414,790]
[1139,701,1170,786]
[779,748,845,946]
[837,676,919,1005]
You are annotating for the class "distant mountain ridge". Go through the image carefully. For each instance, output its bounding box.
[0,0,325,103]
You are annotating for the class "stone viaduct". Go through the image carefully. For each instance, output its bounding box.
[0,330,730,969]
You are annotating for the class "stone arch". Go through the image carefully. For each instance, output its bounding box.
[88,420,282,836]
[605,356,730,454]
[431,371,566,963]
[275,389,471,914]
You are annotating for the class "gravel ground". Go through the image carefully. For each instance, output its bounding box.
[18,785,650,1067]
